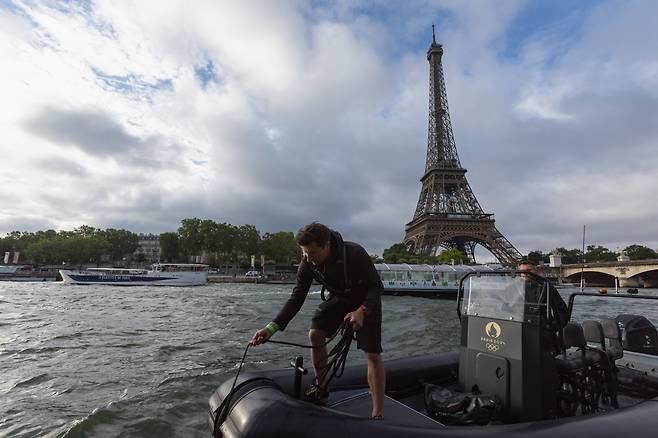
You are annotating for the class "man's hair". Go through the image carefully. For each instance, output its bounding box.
[296,222,331,247]
[517,259,536,270]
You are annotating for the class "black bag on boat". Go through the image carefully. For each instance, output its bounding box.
[424,384,501,425]
[616,314,658,355]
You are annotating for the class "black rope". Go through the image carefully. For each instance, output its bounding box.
[310,323,355,386]
[212,342,251,437]
[212,321,355,437]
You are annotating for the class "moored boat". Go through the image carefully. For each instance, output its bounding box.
[59,263,208,286]
[208,271,658,437]
[0,265,21,274]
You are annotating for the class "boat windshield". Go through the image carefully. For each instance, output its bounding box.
[87,268,147,275]
[461,273,548,322]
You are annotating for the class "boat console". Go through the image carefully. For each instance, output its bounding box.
[456,272,562,422]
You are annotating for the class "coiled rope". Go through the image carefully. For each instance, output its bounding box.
[212,321,355,437]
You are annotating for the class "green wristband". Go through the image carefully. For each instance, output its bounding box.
[265,323,278,336]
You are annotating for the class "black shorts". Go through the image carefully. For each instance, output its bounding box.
[310,296,382,354]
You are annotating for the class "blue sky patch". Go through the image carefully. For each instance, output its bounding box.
[195,60,217,89]
[498,0,603,63]
[92,67,173,99]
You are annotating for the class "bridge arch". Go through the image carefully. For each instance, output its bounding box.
[565,271,616,287]
[563,267,658,288]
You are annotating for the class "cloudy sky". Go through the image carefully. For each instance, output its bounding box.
[1,0,657,260]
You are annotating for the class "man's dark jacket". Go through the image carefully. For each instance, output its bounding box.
[272,231,383,331]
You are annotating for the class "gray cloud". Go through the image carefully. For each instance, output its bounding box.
[3,1,658,259]
[0,216,56,233]
[36,157,88,177]
[24,107,183,170]
[26,107,140,156]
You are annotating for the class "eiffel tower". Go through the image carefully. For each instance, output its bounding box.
[403,28,522,266]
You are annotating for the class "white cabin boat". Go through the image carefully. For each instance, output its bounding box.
[59,263,208,286]
[375,263,501,297]
[0,265,21,274]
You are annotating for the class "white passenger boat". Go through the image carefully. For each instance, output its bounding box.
[375,263,501,297]
[0,265,21,274]
[59,263,208,286]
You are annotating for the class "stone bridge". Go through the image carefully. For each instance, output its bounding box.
[556,260,658,288]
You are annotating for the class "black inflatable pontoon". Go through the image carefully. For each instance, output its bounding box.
[209,272,658,437]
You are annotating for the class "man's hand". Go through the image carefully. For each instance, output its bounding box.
[251,327,272,346]
[344,306,365,331]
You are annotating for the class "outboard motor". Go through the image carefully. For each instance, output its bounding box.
[616,314,658,355]
[457,272,559,422]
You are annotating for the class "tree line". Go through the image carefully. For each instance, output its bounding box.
[0,225,139,265]
[376,243,658,266]
[4,220,655,267]
[160,218,301,266]
[376,243,468,265]
[0,219,302,267]
[527,244,658,265]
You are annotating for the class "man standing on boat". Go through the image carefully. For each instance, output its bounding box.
[517,259,569,353]
[251,222,386,419]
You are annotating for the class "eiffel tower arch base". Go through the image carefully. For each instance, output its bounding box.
[404,216,522,266]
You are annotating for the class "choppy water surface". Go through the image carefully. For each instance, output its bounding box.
[1,282,657,437]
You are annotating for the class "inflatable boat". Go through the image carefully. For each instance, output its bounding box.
[208,271,658,437]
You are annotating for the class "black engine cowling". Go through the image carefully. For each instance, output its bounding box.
[616,314,658,355]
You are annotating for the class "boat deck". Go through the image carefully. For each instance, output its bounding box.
[328,365,658,426]
[329,390,443,426]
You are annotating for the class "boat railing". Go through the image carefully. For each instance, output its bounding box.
[86,268,148,275]
[153,264,209,272]
[566,292,658,321]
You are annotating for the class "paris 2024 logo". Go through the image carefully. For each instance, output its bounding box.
[481,321,505,352]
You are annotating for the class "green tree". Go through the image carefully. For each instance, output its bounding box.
[262,231,300,264]
[555,247,583,264]
[25,237,59,264]
[585,245,616,263]
[215,222,239,261]
[73,225,98,238]
[0,236,17,255]
[205,253,218,268]
[624,244,657,261]
[178,218,204,256]
[527,250,549,265]
[199,219,218,253]
[2,231,40,256]
[381,243,450,264]
[160,232,180,262]
[82,234,111,265]
[437,248,467,264]
[382,243,409,264]
[236,224,261,259]
[100,229,139,261]
[24,233,109,266]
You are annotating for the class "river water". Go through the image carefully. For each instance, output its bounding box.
[2,282,657,437]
